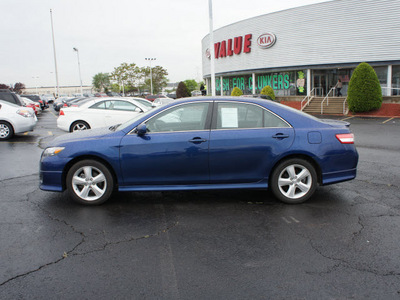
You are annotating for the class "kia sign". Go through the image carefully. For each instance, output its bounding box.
[257,33,276,49]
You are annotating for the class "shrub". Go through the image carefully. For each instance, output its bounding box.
[260,85,275,100]
[176,81,191,98]
[231,87,243,96]
[347,62,382,112]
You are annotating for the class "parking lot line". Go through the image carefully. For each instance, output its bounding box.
[341,116,354,121]
[382,117,394,124]
[48,110,58,118]
[4,141,37,144]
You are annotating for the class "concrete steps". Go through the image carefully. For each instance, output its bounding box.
[303,97,348,115]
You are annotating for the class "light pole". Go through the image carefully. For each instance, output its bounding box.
[145,58,156,95]
[50,9,60,97]
[208,0,216,96]
[50,72,56,96]
[32,76,39,94]
[73,47,83,96]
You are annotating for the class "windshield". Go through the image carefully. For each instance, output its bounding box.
[136,99,153,108]
[24,95,40,101]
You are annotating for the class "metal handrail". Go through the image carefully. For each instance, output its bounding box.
[382,87,400,96]
[343,97,348,115]
[301,88,317,111]
[321,87,336,114]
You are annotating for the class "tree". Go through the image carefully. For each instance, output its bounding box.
[176,81,190,98]
[184,79,198,94]
[0,84,10,89]
[231,87,243,96]
[92,73,110,92]
[260,85,275,100]
[0,83,26,94]
[13,82,26,94]
[347,62,382,112]
[110,63,129,94]
[149,65,168,94]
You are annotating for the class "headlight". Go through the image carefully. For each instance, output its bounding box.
[42,147,65,158]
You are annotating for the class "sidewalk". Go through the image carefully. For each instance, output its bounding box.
[280,101,400,118]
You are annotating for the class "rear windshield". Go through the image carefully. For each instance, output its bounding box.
[24,95,40,101]
[0,93,17,104]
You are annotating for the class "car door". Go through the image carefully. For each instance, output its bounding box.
[119,101,212,186]
[84,100,113,128]
[209,101,295,183]
[105,100,144,126]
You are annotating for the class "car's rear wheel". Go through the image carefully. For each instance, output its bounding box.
[70,121,90,132]
[0,121,14,140]
[271,158,317,204]
[66,160,114,205]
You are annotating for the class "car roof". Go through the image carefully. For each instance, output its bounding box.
[73,97,149,110]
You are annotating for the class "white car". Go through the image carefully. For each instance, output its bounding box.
[0,100,37,140]
[21,97,42,115]
[152,97,175,107]
[57,97,149,132]
[123,97,154,109]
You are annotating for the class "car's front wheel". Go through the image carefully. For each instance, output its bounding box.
[70,121,90,132]
[0,121,14,140]
[270,158,317,204]
[66,160,114,205]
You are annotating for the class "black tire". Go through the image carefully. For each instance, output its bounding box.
[70,121,90,132]
[0,121,14,140]
[66,159,114,205]
[270,158,317,204]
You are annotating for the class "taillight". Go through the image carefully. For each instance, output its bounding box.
[59,110,64,116]
[336,133,354,144]
[63,103,68,107]
[17,108,34,118]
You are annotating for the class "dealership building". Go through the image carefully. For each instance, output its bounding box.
[202,0,400,100]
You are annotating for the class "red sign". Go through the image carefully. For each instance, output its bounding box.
[213,34,252,59]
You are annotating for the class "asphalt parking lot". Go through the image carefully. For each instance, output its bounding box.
[0,110,399,299]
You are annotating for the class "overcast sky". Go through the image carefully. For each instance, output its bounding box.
[1,0,328,88]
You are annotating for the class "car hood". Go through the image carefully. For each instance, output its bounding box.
[50,127,114,145]
[319,119,350,128]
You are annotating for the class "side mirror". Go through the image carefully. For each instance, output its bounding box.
[136,123,147,136]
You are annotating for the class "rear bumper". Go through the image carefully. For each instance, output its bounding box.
[321,168,357,185]
[57,117,70,132]
[14,117,37,134]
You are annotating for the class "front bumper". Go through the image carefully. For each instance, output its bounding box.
[40,170,64,191]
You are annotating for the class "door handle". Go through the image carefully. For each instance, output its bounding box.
[189,137,207,144]
[272,133,290,139]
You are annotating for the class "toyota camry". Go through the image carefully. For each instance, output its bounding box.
[40,97,358,205]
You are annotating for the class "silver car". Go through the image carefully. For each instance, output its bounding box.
[0,100,37,140]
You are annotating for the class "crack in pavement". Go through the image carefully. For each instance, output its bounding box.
[0,173,39,184]
[1,189,180,287]
[286,220,400,278]
[70,221,179,257]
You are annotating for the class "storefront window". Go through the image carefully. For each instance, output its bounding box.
[214,71,307,96]
[392,65,400,96]
[374,66,388,96]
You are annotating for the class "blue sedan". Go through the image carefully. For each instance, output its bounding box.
[40,97,358,205]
